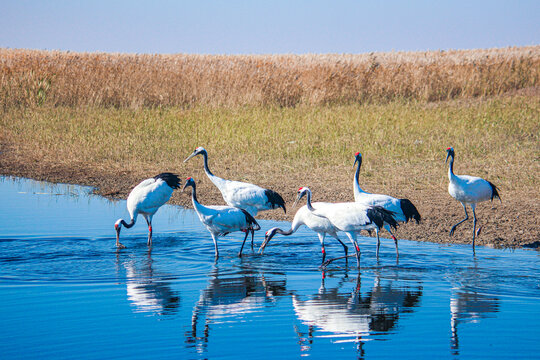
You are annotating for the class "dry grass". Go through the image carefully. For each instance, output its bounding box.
[1,46,539,109]
[1,95,538,193]
[1,47,539,246]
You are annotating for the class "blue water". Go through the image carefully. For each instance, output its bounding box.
[1,177,539,359]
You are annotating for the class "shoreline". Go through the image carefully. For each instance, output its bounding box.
[2,152,538,249]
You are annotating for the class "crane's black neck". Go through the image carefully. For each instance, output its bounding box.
[354,157,364,192]
[188,182,199,204]
[121,218,135,229]
[448,155,455,176]
[200,150,214,177]
[275,228,294,236]
[304,191,315,211]
[355,157,362,178]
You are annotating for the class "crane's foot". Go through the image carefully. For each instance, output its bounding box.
[449,226,457,237]
[116,243,126,249]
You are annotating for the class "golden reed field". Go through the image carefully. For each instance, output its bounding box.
[0,46,539,248]
[1,46,538,108]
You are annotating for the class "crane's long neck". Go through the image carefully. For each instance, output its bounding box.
[121,218,135,229]
[275,228,294,236]
[305,191,315,212]
[200,150,214,177]
[353,159,366,199]
[188,183,212,217]
[200,150,229,191]
[448,155,456,181]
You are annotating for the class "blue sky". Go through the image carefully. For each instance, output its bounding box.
[1,0,538,54]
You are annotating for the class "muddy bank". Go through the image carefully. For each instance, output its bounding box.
[1,149,538,249]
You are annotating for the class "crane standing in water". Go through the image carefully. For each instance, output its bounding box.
[114,173,181,249]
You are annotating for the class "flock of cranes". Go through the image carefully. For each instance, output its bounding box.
[114,147,501,266]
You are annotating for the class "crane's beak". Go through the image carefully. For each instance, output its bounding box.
[259,233,272,254]
[445,151,450,163]
[353,156,358,169]
[183,152,196,163]
[292,195,301,209]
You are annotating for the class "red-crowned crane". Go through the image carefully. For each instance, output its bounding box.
[114,173,181,249]
[446,147,501,248]
[182,177,261,259]
[296,187,398,268]
[259,201,348,266]
[184,147,285,247]
[353,152,421,257]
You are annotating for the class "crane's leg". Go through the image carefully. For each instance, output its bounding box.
[144,215,153,247]
[238,230,250,257]
[385,224,399,258]
[317,233,327,265]
[211,233,219,259]
[471,204,478,249]
[345,232,360,268]
[375,228,381,258]
[331,233,348,259]
[450,203,469,237]
[250,229,255,250]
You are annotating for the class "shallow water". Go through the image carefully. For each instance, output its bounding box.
[1,177,539,359]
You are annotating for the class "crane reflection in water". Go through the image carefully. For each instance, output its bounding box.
[116,249,181,316]
[449,258,500,356]
[185,262,287,354]
[292,269,423,358]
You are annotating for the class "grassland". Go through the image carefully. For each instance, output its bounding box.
[1,46,538,108]
[0,47,539,247]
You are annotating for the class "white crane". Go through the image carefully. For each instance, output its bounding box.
[446,147,501,248]
[296,187,398,267]
[259,203,348,266]
[353,152,421,257]
[114,173,181,249]
[182,177,261,258]
[184,147,286,247]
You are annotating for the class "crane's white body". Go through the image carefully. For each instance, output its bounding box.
[352,152,420,256]
[192,203,255,236]
[184,147,284,217]
[310,202,380,233]
[260,203,348,265]
[290,203,341,237]
[126,177,174,220]
[298,187,393,267]
[205,175,271,216]
[184,178,260,258]
[448,174,494,205]
[354,188,407,223]
[115,173,180,248]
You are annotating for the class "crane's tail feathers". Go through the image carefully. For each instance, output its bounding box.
[488,181,502,203]
[241,209,261,231]
[367,206,399,230]
[265,189,286,214]
[154,172,181,189]
[399,198,421,224]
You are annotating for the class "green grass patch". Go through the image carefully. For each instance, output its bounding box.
[1,95,538,191]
